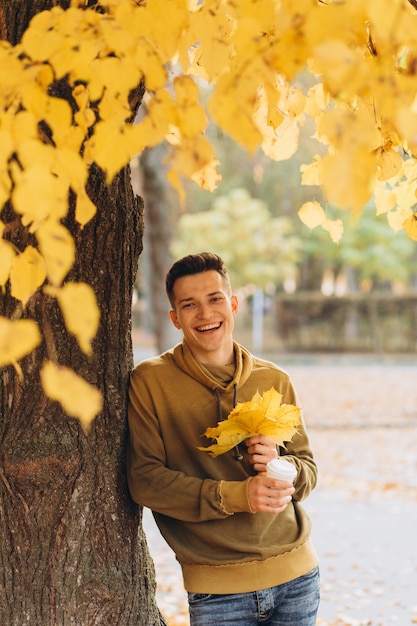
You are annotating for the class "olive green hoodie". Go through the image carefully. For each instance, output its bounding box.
[127,340,318,593]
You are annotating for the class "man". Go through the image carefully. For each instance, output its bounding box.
[127,252,320,625]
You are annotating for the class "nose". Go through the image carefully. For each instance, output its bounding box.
[197,303,211,319]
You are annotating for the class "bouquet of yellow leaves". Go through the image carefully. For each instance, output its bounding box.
[198,387,301,458]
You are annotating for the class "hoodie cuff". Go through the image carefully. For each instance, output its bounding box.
[219,478,255,514]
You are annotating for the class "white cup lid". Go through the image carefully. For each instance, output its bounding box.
[266,458,297,481]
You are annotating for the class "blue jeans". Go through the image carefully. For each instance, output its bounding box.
[187,567,320,625]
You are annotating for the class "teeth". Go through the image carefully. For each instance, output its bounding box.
[197,323,220,332]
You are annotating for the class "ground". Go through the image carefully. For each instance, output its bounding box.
[134,346,417,626]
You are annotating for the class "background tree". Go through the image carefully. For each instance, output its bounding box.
[172,187,301,290]
[135,145,180,353]
[299,203,417,293]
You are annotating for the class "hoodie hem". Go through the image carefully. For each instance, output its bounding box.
[181,538,318,594]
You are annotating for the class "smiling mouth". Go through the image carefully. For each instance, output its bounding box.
[196,322,221,333]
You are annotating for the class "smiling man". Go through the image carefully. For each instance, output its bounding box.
[168,267,238,365]
[127,252,320,626]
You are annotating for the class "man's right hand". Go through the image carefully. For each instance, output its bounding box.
[247,474,295,514]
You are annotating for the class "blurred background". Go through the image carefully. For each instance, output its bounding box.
[130,113,417,360]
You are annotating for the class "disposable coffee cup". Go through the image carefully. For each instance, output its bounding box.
[266,459,297,483]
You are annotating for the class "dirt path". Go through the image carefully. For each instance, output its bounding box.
[139,356,417,625]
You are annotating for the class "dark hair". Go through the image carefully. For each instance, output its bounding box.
[166,252,231,308]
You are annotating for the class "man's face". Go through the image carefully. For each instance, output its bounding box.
[169,270,238,365]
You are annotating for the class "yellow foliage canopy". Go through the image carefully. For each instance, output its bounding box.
[199,387,301,458]
[2,0,417,426]
[2,0,417,232]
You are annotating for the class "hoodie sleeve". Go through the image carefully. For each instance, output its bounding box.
[126,368,254,522]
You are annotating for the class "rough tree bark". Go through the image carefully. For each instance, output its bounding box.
[0,2,166,624]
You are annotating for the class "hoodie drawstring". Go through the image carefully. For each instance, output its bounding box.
[214,385,243,461]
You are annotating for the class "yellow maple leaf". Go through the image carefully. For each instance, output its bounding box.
[0,120,17,170]
[133,40,167,92]
[20,8,64,61]
[173,75,207,138]
[312,40,361,99]
[374,183,397,215]
[300,157,322,187]
[395,106,417,155]
[54,31,103,86]
[36,220,75,286]
[10,111,38,146]
[0,168,12,211]
[298,201,344,243]
[74,104,96,134]
[403,212,417,242]
[55,39,101,86]
[298,201,326,230]
[305,83,330,119]
[191,158,222,192]
[91,56,139,105]
[175,136,215,177]
[134,89,177,150]
[20,81,72,147]
[12,164,68,226]
[208,73,263,153]
[0,316,41,371]
[143,0,190,61]
[17,139,54,173]
[320,148,376,214]
[85,120,144,183]
[388,207,412,233]
[75,189,97,227]
[261,82,285,130]
[53,146,88,193]
[375,145,403,181]
[199,387,301,458]
[257,112,301,162]
[21,7,101,85]
[40,360,102,432]
[184,0,233,81]
[188,38,231,83]
[44,97,73,146]
[394,176,417,213]
[0,223,16,288]
[323,217,344,244]
[0,40,26,95]
[10,246,46,307]
[45,282,100,355]
[166,137,222,200]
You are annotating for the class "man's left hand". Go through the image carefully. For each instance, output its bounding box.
[246,435,278,473]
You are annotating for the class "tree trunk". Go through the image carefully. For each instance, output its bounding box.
[0,2,166,624]
[139,146,180,353]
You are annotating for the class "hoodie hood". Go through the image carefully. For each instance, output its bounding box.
[171,339,254,393]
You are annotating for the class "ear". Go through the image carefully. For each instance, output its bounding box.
[169,309,181,329]
[231,293,239,316]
